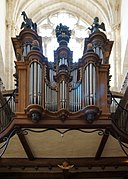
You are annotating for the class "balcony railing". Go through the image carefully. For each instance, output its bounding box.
[0,90,16,132]
[0,87,127,135]
[121,72,128,94]
[111,87,128,134]
[110,91,123,113]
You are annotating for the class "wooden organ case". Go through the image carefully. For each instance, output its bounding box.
[12,22,113,129]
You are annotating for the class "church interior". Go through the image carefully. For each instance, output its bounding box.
[0,0,128,178]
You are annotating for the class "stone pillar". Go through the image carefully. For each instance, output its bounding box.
[112,23,121,91]
[5,0,15,89]
[110,2,121,91]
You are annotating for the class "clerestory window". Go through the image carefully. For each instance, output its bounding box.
[38,11,89,62]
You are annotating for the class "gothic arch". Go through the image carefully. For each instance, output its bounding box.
[12,0,114,32]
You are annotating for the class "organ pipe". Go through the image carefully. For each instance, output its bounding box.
[69,81,82,112]
[49,69,56,82]
[62,80,65,108]
[60,82,62,108]
[33,62,37,104]
[29,61,42,105]
[86,65,89,104]
[90,63,93,104]
[93,66,96,104]
[23,43,31,57]
[79,84,82,109]
[44,79,58,111]
[45,83,47,109]
[29,61,97,112]
[94,46,103,60]
[59,80,67,109]
[29,60,96,112]
[84,63,96,106]
[29,62,34,104]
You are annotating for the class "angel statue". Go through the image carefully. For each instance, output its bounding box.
[88,17,106,33]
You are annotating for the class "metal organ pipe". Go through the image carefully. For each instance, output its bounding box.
[59,82,62,108]
[90,63,93,104]
[48,85,50,109]
[84,67,87,105]
[93,65,96,104]
[33,62,37,104]
[79,84,82,109]
[23,43,31,59]
[69,83,82,112]
[59,80,67,109]
[99,48,103,60]
[29,62,34,104]
[86,65,89,105]
[45,83,47,109]
[73,88,75,112]
[84,63,96,106]
[59,58,68,67]
[27,44,31,54]
[77,85,80,110]
[69,68,82,112]
[75,87,78,111]
[52,89,57,111]
[77,87,79,111]
[23,45,26,57]
[65,59,68,66]
[62,80,65,108]
[65,82,67,108]
[94,46,103,61]
[29,61,42,105]
[50,69,53,82]
[69,90,73,111]
[45,81,50,110]
[44,68,58,111]
[38,63,42,105]
[62,58,64,65]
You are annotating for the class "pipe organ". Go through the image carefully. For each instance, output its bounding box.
[12,18,113,124]
[2,13,128,170]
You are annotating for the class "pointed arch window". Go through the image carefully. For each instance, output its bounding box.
[38,11,89,62]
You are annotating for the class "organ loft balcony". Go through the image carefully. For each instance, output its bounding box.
[0,13,128,160]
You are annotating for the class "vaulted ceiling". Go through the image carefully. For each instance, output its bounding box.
[10,0,120,33]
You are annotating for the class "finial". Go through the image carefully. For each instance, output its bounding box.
[55,23,72,45]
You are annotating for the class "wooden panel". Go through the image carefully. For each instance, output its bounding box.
[95,130,109,160]
[0,157,128,167]
[18,133,35,160]
[0,171,127,179]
